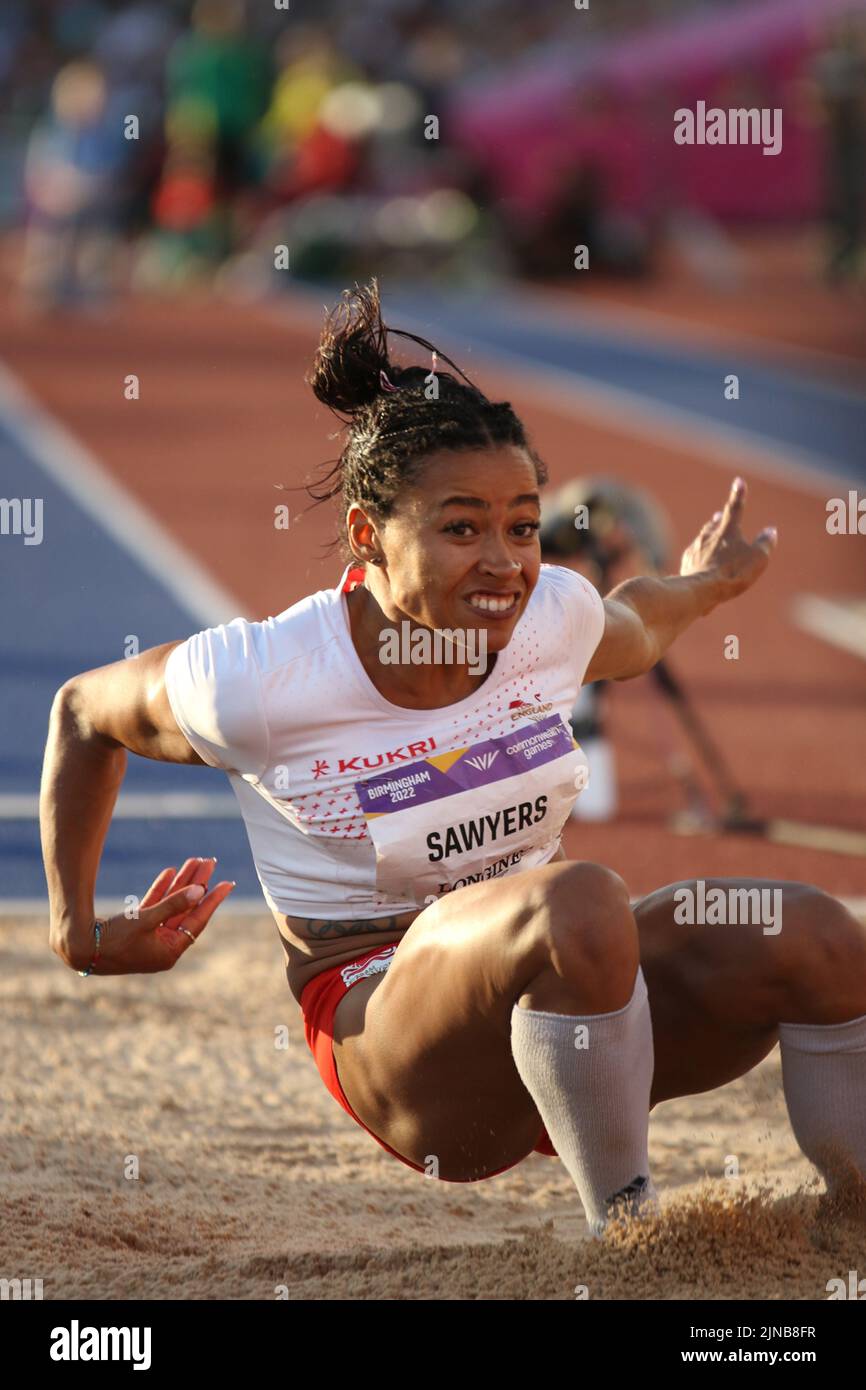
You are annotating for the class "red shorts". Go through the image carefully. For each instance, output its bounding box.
[300,942,558,1182]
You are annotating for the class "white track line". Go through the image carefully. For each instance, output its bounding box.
[790,594,866,664]
[0,793,239,819]
[0,361,248,626]
[3,896,865,921]
[0,897,270,918]
[274,291,858,498]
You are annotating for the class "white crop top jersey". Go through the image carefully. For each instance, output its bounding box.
[164,563,605,919]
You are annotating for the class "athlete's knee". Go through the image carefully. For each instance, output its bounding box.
[518,861,638,1009]
[778,885,866,1021]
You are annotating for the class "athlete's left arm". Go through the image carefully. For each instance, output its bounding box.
[584,478,777,684]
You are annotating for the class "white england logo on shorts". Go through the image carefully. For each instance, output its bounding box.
[340,944,399,989]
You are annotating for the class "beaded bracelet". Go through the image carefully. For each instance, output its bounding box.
[77,920,103,977]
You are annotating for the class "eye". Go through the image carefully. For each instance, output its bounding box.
[442,519,540,539]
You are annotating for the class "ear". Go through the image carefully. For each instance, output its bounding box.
[346,504,380,564]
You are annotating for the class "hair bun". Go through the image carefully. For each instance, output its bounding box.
[308,280,394,416]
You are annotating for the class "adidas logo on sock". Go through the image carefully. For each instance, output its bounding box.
[606,1175,653,1218]
[589,1177,658,1240]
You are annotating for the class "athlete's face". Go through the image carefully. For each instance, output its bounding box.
[354,446,543,653]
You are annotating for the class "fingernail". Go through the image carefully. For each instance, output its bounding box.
[734,477,744,491]
[185,884,205,902]
[761,526,778,542]
[712,511,722,521]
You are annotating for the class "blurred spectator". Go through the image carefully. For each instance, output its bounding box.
[21,58,128,308]
[165,0,271,199]
[514,160,654,280]
[257,28,362,204]
[260,28,355,153]
[813,13,866,284]
[93,1,178,235]
[4,0,834,297]
[139,0,272,278]
[147,97,227,281]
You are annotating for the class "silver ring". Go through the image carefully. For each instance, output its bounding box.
[176,926,196,944]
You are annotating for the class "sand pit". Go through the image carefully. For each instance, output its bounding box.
[2,912,863,1301]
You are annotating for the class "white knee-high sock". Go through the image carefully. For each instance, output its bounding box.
[510,966,656,1237]
[778,1012,866,1192]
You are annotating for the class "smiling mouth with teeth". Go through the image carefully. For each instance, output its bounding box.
[465,593,520,615]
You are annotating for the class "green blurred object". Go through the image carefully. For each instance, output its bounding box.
[167,31,271,142]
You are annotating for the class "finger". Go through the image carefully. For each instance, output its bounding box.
[720,476,746,531]
[158,860,216,930]
[165,856,218,898]
[164,857,205,896]
[754,525,778,554]
[698,513,721,539]
[161,882,235,954]
[140,866,178,910]
[167,856,218,899]
[720,476,746,529]
[142,883,207,928]
[190,857,218,889]
[170,880,236,944]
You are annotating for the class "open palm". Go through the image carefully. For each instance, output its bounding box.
[90,857,235,975]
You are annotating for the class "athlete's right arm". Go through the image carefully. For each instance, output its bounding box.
[58,642,207,763]
[41,642,211,971]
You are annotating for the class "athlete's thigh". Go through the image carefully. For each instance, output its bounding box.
[635,876,814,1106]
[332,864,570,1174]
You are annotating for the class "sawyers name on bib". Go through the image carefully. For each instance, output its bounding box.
[355,715,589,905]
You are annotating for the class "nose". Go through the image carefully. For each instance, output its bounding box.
[477,545,522,578]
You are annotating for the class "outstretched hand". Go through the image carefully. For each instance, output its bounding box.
[89,857,235,974]
[680,477,777,600]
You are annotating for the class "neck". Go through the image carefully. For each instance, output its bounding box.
[346,584,496,709]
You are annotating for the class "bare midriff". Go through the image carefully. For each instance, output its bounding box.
[275,908,420,1004]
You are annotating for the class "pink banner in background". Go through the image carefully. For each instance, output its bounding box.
[452,0,866,222]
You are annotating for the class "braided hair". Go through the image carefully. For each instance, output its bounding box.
[305,280,547,563]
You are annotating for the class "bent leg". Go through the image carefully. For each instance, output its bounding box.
[633,878,866,1105]
[333,859,643,1182]
[635,877,866,1195]
[334,867,866,1198]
